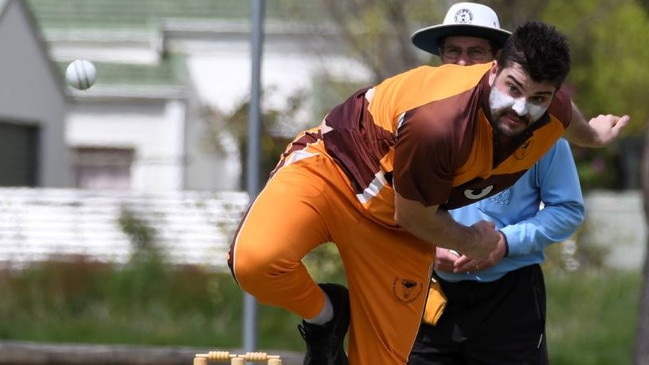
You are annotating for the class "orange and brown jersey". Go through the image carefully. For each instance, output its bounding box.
[278,62,572,226]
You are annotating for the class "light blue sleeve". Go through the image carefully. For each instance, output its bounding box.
[501,138,585,257]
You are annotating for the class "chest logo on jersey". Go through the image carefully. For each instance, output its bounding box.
[514,139,535,160]
[488,188,512,205]
[464,185,494,200]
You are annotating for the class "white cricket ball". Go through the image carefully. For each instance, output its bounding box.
[65,59,97,90]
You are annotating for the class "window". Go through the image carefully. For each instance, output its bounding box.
[72,147,134,190]
[0,122,39,187]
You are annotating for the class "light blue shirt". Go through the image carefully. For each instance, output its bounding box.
[437,138,585,282]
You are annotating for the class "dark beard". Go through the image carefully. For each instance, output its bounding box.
[490,110,531,138]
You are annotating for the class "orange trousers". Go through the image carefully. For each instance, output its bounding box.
[230,139,435,364]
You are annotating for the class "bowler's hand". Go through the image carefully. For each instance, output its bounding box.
[453,232,508,273]
[587,114,630,147]
[459,220,499,261]
[435,247,461,273]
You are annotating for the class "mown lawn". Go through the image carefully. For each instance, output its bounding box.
[546,269,641,365]
[0,254,642,364]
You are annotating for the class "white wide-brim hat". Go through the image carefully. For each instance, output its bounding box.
[411,2,512,55]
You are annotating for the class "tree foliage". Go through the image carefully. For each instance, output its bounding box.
[639,0,649,14]
[543,0,649,134]
[542,0,649,190]
[314,0,433,81]
[480,0,549,28]
[277,0,447,82]
[203,92,305,191]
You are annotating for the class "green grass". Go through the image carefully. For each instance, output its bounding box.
[546,269,641,364]
[0,254,643,362]
[0,256,305,350]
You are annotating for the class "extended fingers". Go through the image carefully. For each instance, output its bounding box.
[613,115,630,131]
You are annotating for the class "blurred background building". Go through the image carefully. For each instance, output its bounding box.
[0,0,375,268]
[17,0,373,192]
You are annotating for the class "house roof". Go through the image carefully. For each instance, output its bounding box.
[27,0,249,30]
[26,0,322,31]
[56,54,186,88]
[55,56,191,101]
[25,0,332,98]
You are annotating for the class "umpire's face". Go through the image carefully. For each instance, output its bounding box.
[487,62,556,138]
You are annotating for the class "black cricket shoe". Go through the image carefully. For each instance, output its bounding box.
[298,283,350,365]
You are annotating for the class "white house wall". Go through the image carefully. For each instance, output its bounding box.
[66,101,187,191]
[175,29,373,189]
[186,44,372,124]
[183,105,241,191]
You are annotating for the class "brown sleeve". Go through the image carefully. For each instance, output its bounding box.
[548,85,573,127]
[393,106,457,207]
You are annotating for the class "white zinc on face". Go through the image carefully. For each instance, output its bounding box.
[488,87,548,122]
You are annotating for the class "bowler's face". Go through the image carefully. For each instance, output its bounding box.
[488,63,556,137]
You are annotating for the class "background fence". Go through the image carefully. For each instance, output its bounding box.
[0,188,249,269]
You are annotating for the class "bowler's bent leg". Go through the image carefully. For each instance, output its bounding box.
[228,155,335,320]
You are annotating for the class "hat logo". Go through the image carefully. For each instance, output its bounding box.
[454,9,473,24]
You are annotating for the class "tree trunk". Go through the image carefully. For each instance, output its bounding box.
[634,125,649,365]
